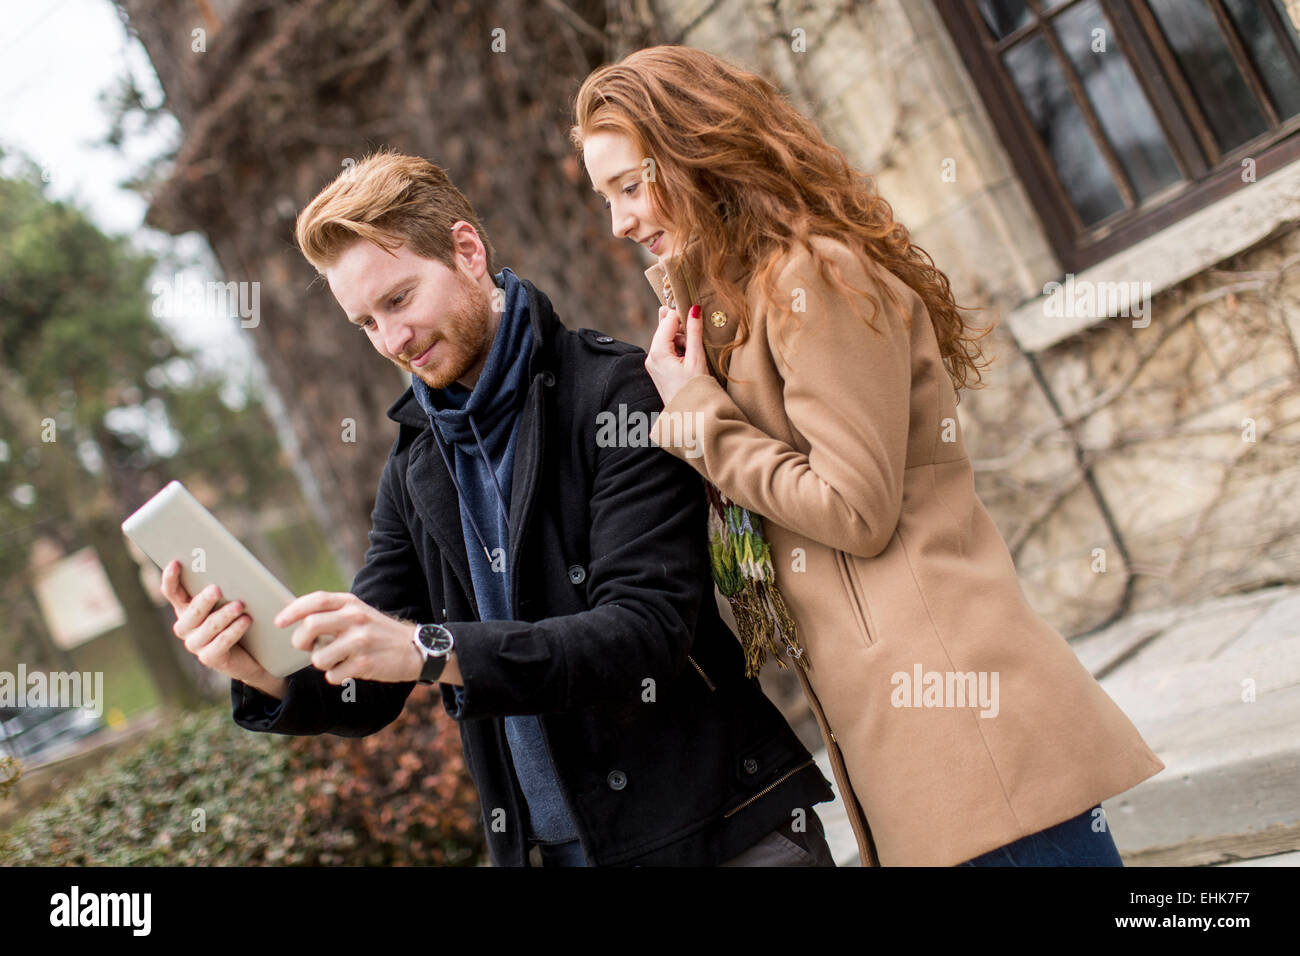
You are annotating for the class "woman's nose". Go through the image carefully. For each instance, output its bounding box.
[612,206,636,240]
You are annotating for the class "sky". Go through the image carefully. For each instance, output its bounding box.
[0,0,254,392]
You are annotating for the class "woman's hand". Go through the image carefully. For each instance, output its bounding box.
[645,304,708,407]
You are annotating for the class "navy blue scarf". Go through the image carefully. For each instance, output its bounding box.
[410,266,532,588]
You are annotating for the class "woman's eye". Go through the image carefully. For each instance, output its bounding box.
[623,182,638,196]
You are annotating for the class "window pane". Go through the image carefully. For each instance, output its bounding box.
[1054,0,1182,201]
[978,0,1031,40]
[1223,0,1300,119]
[1004,34,1126,225]
[1147,0,1269,152]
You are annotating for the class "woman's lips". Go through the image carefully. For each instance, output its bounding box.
[648,232,664,255]
[410,342,435,367]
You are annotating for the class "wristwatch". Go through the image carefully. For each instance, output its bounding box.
[412,622,455,684]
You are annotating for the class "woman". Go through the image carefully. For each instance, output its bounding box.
[571,45,1164,867]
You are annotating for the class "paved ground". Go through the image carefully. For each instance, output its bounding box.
[811,584,1300,867]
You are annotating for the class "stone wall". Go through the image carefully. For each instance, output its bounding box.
[657,0,1300,636]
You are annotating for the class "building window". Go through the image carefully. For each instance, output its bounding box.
[937,0,1300,272]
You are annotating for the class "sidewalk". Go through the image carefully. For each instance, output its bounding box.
[811,584,1300,867]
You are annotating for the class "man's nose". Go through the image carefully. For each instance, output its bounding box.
[382,320,414,358]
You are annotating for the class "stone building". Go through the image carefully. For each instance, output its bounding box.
[658,0,1300,864]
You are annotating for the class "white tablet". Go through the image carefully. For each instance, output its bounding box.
[121,480,328,679]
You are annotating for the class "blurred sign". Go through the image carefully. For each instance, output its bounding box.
[32,547,126,649]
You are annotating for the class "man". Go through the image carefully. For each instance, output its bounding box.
[162,151,836,866]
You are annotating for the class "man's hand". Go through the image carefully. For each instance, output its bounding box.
[160,560,286,698]
[274,591,424,685]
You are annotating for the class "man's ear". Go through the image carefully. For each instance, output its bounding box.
[450,220,487,279]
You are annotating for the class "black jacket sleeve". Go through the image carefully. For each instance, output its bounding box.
[230,452,432,737]
[441,352,710,719]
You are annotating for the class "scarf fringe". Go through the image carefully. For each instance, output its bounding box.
[704,482,809,679]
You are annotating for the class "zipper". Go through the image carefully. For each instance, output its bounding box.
[686,654,716,691]
[722,757,815,819]
[792,662,878,865]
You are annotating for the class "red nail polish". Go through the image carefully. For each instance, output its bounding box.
[689,305,701,319]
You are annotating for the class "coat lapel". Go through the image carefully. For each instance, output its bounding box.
[507,377,545,616]
[645,240,749,383]
[503,279,556,616]
[403,428,479,619]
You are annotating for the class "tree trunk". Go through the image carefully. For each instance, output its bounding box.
[116,0,666,577]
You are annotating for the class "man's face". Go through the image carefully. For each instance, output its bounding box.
[328,239,494,390]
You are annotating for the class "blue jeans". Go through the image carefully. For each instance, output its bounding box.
[957,805,1123,866]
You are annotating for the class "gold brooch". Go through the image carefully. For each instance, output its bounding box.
[710,311,727,327]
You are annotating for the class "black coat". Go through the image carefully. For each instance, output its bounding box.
[231,277,832,866]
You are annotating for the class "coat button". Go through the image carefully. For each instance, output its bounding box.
[568,565,586,584]
[743,757,759,775]
[595,335,614,343]
[539,370,556,386]
[607,770,627,790]
[710,310,728,327]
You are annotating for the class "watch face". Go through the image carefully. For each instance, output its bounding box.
[417,623,453,656]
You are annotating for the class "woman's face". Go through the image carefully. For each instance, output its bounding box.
[583,130,680,258]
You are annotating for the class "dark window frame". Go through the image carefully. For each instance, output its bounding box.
[935,0,1300,274]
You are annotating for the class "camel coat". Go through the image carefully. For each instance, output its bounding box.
[644,235,1164,866]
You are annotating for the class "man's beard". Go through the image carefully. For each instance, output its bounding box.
[402,271,494,390]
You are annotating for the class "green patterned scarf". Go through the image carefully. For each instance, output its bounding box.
[702,480,809,678]
[657,256,808,678]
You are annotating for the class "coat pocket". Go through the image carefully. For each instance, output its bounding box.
[834,551,876,648]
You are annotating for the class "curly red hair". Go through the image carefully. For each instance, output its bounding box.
[572,45,992,393]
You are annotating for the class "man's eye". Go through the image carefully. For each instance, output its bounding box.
[390,291,408,308]
[357,318,374,332]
